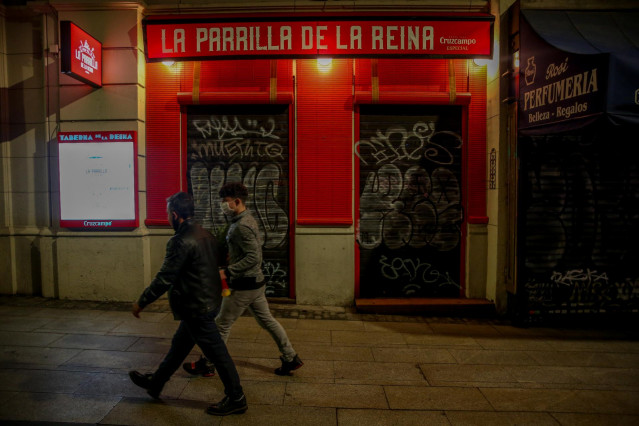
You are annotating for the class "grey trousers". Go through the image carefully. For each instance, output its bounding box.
[216,285,297,362]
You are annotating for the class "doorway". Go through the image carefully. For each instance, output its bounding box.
[186,104,292,298]
[356,105,464,298]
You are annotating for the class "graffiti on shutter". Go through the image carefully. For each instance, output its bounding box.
[518,131,639,313]
[357,105,463,298]
[187,105,290,297]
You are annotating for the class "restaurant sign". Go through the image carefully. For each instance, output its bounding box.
[61,21,102,88]
[519,17,607,130]
[144,14,493,61]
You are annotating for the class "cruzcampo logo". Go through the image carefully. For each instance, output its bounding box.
[75,40,99,76]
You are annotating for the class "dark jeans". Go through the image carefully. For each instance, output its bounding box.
[152,308,243,399]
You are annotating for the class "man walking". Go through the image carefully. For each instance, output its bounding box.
[128,192,247,416]
[184,183,303,378]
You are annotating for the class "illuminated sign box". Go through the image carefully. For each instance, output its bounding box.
[58,131,138,229]
[61,21,102,87]
[144,13,494,61]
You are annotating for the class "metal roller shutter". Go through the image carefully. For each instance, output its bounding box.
[357,105,463,298]
[187,104,291,298]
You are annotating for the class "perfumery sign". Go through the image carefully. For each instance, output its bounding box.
[519,17,606,130]
[61,21,102,88]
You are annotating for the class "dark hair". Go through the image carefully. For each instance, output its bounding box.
[219,182,248,202]
[166,192,194,219]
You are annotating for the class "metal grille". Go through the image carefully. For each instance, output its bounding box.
[357,105,463,298]
[187,105,290,298]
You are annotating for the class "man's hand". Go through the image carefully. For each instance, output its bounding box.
[132,302,143,318]
[219,269,227,281]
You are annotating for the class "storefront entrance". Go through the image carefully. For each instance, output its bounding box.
[511,9,639,318]
[356,105,464,298]
[187,105,292,297]
[518,128,639,314]
[142,12,492,306]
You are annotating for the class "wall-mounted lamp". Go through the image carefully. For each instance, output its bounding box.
[162,60,175,67]
[472,41,500,80]
[317,57,332,72]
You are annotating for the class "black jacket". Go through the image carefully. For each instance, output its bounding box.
[137,218,222,319]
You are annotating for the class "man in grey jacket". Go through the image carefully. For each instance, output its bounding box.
[185,182,303,377]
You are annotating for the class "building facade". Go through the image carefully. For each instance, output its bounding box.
[8,0,631,316]
[3,0,499,311]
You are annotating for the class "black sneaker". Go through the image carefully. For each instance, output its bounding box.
[128,370,162,399]
[206,395,248,416]
[182,356,216,377]
[274,354,304,376]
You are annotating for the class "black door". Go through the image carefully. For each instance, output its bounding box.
[518,127,639,314]
[187,105,291,297]
[357,105,463,298]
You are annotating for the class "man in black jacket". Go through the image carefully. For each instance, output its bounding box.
[128,192,247,416]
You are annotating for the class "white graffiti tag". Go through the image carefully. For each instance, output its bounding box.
[263,261,287,288]
[551,268,612,304]
[191,162,289,249]
[379,255,460,287]
[357,164,461,251]
[192,116,280,141]
[355,122,460,166]
[356,124,463,252]
[191,116,284,161]
[525,269,639,307]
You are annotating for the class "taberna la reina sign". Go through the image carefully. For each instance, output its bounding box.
[61,21,102,88]
[144,13,494,61]
[58,131,138,229]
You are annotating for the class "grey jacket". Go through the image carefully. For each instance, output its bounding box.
[226,209,264,286]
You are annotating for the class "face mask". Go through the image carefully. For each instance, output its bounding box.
[220,201,235,215]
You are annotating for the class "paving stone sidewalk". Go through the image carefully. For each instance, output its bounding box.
[0,295,638,425]
[0,295,490,323]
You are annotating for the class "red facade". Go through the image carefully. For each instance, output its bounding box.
[142,13,488,301]
[145,57,486,296]
[145,59,486,222]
